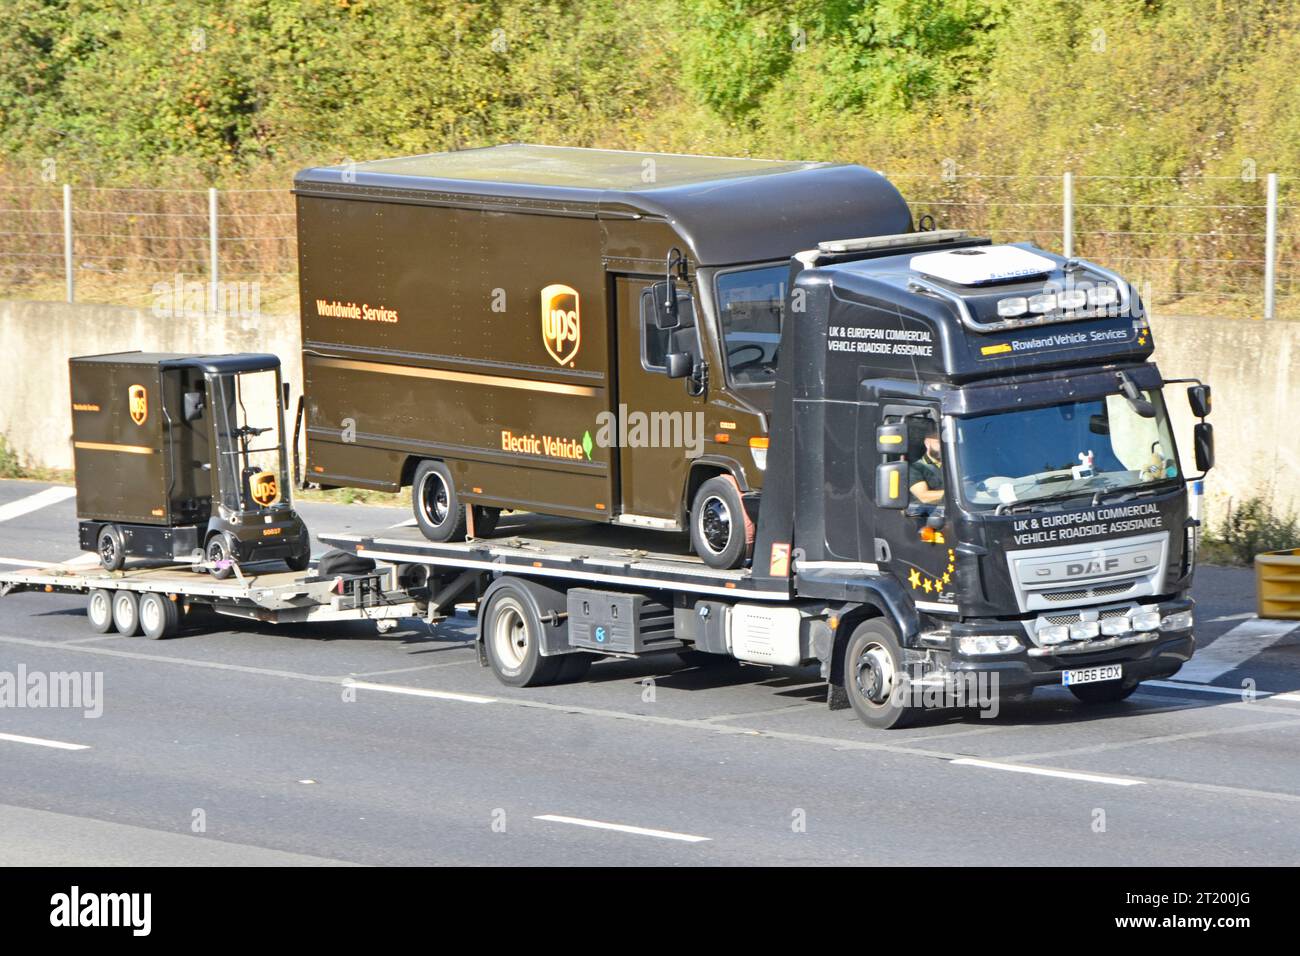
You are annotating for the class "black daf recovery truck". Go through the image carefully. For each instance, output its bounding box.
[0,149,1213,729]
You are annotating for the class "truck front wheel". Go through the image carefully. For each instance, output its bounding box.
[844,619,917,730]
[97,525,125,571]
[206,533,236,580]
[482,586,563,687]
[690,476,750,570]
[413,460,468,542]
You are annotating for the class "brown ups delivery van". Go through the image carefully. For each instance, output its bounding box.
[293,144,911,568]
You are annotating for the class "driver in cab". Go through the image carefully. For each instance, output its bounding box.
[909,421,945,505]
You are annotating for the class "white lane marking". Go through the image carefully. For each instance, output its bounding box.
[65,553,100,566]
[0,553,98,569]
[0,557,54,568]
[1146,680,1300,704]
[344,679,496,704]
[951,757,1144,787]
[0,487,76,524]
[535,814,711,843]
[388,518,418,528]
[0,731,89,751]
[1177,618,1299,683]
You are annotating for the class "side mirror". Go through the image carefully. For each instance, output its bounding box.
[183,391,205,422]
[651,280,680,331]
[282,381,291,408]
[876,423,907,455]
[877,461,909,510]
[665,352,692,379]
[1194,422,1214,473]
[1188,384,1211,419]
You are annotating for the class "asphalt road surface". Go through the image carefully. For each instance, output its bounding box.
[0,478,1297,866]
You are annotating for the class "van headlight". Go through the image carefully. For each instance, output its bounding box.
[1160,609,1194,632]
[748,437,768,471]
[1130,610,1161,631]
[957,635,1022,655]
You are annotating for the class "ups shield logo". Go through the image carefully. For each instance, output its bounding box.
[540,284,581,366]
[249,470,280,508]
[127,384,148,426]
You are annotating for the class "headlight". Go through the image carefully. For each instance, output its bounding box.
[1100,617,1130,636]
[957,635,1023,656]
[1028,293,1057,314]
[997,296,1029,317]
[1088,284,1119,306]
[748,437,768,471]
[1130,610,1161,632]
[1058,289,1087,311]
[1068,621,1100,641]
[1160,609,1194,632]
[1038,625,1070,645]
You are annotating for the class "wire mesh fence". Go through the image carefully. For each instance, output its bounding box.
[0,172,1293,320]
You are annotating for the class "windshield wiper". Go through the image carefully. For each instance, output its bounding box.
[1091,478,1179,507]
[995,486,1099,515]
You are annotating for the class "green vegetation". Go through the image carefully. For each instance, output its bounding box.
[1200,497,1300,566]
[0,433,71,482]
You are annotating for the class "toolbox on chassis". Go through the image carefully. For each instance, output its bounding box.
[69,351,311,578]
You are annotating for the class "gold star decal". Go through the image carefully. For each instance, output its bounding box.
[922,578,933,593]
[947,549,955,561]
[942,572,951,584]
[1138,335,1147,346]
[908,568,922,589]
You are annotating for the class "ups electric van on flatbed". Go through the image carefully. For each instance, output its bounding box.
[0,146,1213,728]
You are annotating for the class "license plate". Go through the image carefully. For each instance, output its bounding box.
[1062,664,1123,686]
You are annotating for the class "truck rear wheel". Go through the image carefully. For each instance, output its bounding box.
[482,585,563,687]
[690,476,751,570]
[413,460,468,542]
[1069,680,1139,704]
[111,590,141,637]
[844,619,917,730]
[87,588,115,633]
[139,592,179,640]
[97,525,125,571]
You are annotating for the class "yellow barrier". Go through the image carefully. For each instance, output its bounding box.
[1255,549,1300,620]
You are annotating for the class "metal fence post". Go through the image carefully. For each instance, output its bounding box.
[1264,173,1277,320]
[62,184,74,303]
[208,186,219,315]
[1062,171,1074,259]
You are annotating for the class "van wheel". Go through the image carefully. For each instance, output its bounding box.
[482,585,563,687]
[285,537,312,572]
[139,592,179,640]
[206,533,235,580]
[111,590,142,637]
[844,619,917,730]
[87,589,115,633]
[97,525,125,571]
[413,460,467,542]
[690,476,750,570]
[1069,680,1139,704]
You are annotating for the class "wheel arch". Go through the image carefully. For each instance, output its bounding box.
[476,575,571,662]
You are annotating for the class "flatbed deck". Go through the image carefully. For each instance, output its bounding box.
[322,514,790,601]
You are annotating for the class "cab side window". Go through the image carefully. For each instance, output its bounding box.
[640,287,699,372]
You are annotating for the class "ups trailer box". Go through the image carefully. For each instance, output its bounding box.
[293,144,911,566]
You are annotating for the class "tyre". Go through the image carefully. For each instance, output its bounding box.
[482,584,563,687]
[412,460,467,542]
[470,505,500,538]
[86,588,115,633]
[843,619,917,730]
[557,652,594,683]
[676,648,737,668]
[1069,679,1139,704]
[111,590,142,637]
[206,533,235,580]
[689,476,751,570]
[97,524,125,571]
[285,536,312,572]
[138,591,179,640]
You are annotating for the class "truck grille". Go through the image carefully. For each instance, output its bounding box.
[1040,581,1135,603]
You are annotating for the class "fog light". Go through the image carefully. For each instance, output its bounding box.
[1088,284,1119,306]
[1100,617,1130,636]
[957,635,1023,656]
[1130,610,1161,632]
[1160,609,1194,632]
[1058,289,1087,310]
[1028,293,1057,314]
[1069,621,1101,641]
[998,296,1029,317]
[1038,625,1070,645]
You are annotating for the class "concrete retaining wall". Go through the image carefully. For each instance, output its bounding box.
[0,300,1294,522]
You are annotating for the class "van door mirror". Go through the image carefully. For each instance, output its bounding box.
[665,351,692,379]
[650,280,680,331]
[876,461,909,509]
[876,423,907,456]
[1194,422,1214,473]
[183,391,205,422]
[1188,384,1211,419]
[282,381,291,409]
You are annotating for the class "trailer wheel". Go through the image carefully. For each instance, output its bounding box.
[690,476,750,570]
[138,592,179,640]
[86,588,115,633]
[97,525,125,571]
[482,586,563,687]
[1069,680,1139,704]
[111,590,142,637]
[557,652,594,683]
[843,619,917,730]
[206,533,235,580]
[413,460,468,542]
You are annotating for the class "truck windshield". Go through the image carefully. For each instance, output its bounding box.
[210,369,288,514]
[715,264,786,385]
[952,388,1180,510]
